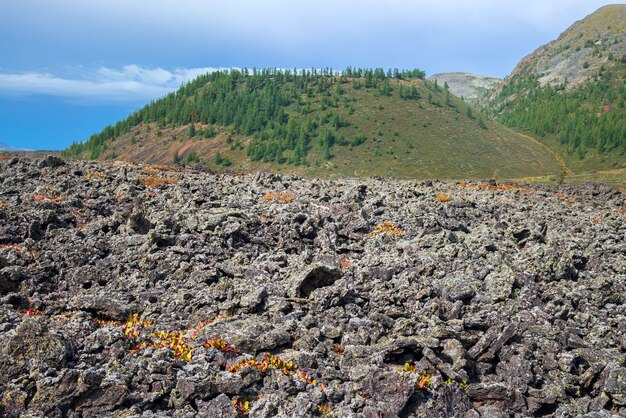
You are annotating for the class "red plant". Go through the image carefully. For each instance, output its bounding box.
[19,309,43,318]
[333,344,345,355]
[233,399,251,415]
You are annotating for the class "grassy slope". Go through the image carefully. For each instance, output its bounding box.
[96,78,561,180]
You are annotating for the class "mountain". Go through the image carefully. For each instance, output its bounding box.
[428,73,501,104]
[487,4,626,174]
[64,68,561,180]
[0,142,28,151]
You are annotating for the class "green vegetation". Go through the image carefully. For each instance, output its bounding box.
[63,66,564,180]
[63,67,426,164]
[214,152,232,167]
[494,71,625,159]
[185,150,200,165]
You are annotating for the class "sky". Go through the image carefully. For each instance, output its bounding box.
[0,0,619,150]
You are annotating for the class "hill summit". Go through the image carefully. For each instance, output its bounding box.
[64,68,561,180]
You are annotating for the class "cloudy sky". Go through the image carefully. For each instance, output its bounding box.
[0,0,618,150]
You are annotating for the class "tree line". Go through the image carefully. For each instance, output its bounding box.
[63,67,427,163]
[494,71,626,158]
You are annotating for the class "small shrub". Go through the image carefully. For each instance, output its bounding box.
[227,353,298,375]
[214,152,232,167]
[233,399,251,415]
[0,243,21,251]
[339,257,352,269]
[435,193,450,203]
[401,363,432,390]
[19,309,43,318]
[32,194,62,203]
[84,172,107,181]
[139,176,178,188]
[258,192,295,204]
[204,338,240,355]
[350,135,367,147]
[317,404,333,417]
[185,150,200,165]
[367,221,404,237]
[151,164,178,172]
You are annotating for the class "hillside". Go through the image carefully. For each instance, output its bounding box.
[487,4,626,174]
[64,68,562,180]
[428,73,501,104]
[1,156,625,416]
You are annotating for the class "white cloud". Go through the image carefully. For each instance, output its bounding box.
[0,65,230,103]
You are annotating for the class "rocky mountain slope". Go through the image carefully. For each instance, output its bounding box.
[428,73,501,104]
[493,4,626,92]
[0,155,624,417]
[487,4,626,175]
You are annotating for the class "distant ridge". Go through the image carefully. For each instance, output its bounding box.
[0,142,29,152]
[428,73,501,104]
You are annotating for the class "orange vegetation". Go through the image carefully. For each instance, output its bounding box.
[367,221,404,237]
[84,172,108,181]
[0,243,21,251]
[142,168,158,175]
[204,338,240,355]
[32,194,62,203]
[339,257,352,269]
[19,309,43,318]
[139,176,178,188]
[318,404,333,417]
[151,164,178,172]
[458,182,530,193]
[435,193,450,203]
[227,353,298,375]
[258,192,295,204]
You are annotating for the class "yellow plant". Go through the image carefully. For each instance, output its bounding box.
[139,176,178,188]
[318,404,333,417]
[19,309,43,318]
[204,338,240,355]
[258,192,295,204]
[367,221,404,237]
[84,172,107,181]
[435,193,450,203]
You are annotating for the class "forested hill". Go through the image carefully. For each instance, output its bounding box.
[64,67,561,179]
[486,5,626,173]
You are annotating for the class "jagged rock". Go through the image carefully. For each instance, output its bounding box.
[37,155,65,169]
[0,158,623,416]
[362,369,415,416]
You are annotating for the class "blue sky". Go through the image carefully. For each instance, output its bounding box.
[0,0,619,150]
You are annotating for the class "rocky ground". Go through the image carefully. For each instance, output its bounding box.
[0,155,624,417]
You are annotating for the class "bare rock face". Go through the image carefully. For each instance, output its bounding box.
[0,156,624,417]
[428,73,502,104]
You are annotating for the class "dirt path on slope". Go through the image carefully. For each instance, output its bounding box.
[518,132,573,175]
